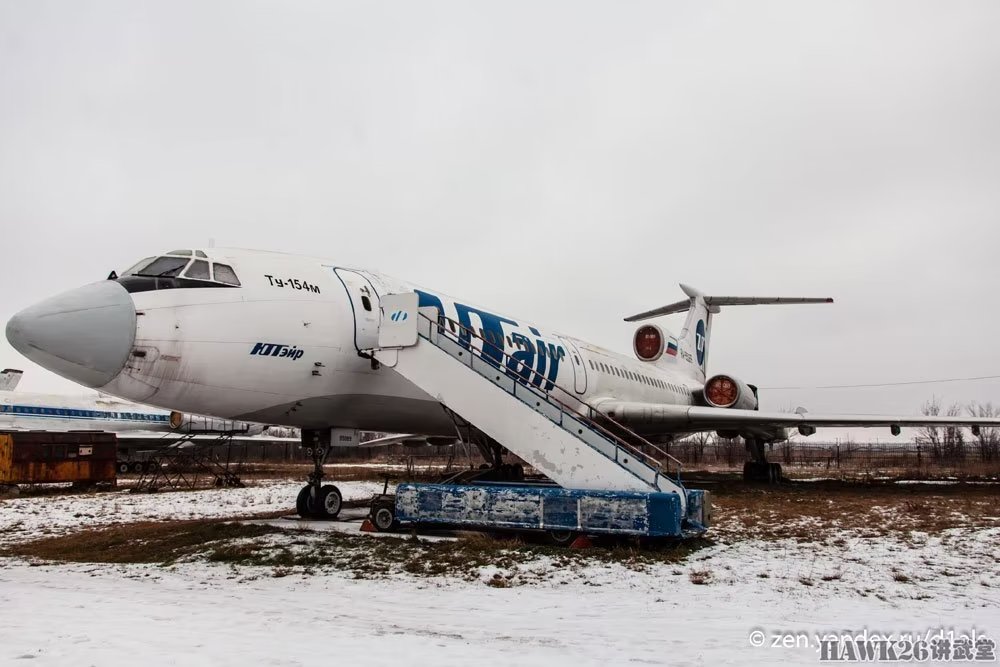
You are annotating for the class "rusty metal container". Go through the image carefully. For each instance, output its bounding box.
[0,431,117,485]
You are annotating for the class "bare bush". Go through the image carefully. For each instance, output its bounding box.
[968,402,1000,462]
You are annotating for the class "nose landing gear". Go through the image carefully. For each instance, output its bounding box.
[295,435,343,520]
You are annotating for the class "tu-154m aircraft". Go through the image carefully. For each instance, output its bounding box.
[6,248,999,517]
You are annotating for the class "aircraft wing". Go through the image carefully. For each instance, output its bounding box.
[598,402,1000,436]
[357,433,457,448]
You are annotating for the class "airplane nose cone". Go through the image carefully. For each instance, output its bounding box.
[6,281,136,388]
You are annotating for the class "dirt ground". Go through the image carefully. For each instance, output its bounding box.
[6,476,997,573]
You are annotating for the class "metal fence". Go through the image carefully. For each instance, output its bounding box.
[660,439,1000,477]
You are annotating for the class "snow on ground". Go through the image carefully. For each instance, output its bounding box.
[2,483,999,665]
[0,480,385,546]
[2,533,998,667]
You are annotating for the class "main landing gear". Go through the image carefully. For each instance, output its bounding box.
[295,435,343,520]
[743,438,783,484]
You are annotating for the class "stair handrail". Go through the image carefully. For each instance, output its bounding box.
[413,309,684,482]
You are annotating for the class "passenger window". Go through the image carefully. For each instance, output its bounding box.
[360,295,372,311]
[166,249,193,256]
[214,263,241,286]
[185,260,211,280]
[195,250,207,258]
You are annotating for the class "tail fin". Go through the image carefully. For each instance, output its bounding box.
[0,368,23,392]
[624,285,833,382]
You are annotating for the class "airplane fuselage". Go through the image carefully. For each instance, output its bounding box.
[17,249,701,436]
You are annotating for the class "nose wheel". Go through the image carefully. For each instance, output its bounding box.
[295,439,343,519]
[296,484,343,519]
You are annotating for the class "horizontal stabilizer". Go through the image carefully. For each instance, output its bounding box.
[0,368,23,392]
[625,285,833,322]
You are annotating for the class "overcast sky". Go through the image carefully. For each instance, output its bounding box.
[1,1,998,440]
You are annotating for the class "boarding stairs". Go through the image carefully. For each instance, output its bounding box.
[368,293,688,513]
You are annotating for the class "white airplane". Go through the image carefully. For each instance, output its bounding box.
[6,248,998,515]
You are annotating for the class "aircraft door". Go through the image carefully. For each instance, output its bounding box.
[558,336,588,394]
[333,268,381,353]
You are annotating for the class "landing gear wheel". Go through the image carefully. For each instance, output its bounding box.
[769,463,782,484]
[118,462,130,475]
[372,504,398,532]
[546,529,578,547]
[318,485,343,519]
[296,485,314,518]
[742,461,753,482]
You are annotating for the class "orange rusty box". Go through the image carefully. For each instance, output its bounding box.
[0,431,117,485]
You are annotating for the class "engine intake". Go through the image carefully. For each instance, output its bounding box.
[703,374,758,410]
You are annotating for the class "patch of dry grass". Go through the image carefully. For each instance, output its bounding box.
[3,519,284,564]
[707,480,1000,542]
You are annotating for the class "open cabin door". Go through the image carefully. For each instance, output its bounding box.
[558,336,588,394]
[333,268,382,353]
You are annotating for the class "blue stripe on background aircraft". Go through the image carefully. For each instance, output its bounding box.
[5,248,999,483]
[0,368,262,436]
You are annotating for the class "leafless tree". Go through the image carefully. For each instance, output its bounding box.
[942,403,966,461]
[967,402,1000,462]
[916,397,943,458]
[683,430,713,464]
[718,435,742,466]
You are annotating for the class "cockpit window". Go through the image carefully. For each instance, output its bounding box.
[185,260,211,280]
[134,256,189,278]
[117,251,242,293]
[213,263,241,286]
[123,257,155,276]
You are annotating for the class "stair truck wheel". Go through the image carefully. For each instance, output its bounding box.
[318,484,343,519]
[546,529,578,547]
[371,501,398,532]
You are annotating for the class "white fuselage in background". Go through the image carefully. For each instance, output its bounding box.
[0,390,174,433]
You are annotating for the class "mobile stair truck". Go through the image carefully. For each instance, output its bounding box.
[364,293,710,545]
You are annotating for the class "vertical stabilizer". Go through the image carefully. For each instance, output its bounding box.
[676,285,713,382]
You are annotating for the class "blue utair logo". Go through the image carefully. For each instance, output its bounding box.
[695,319,706,366]
[390,310,408,322]
[250,342,304,360]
